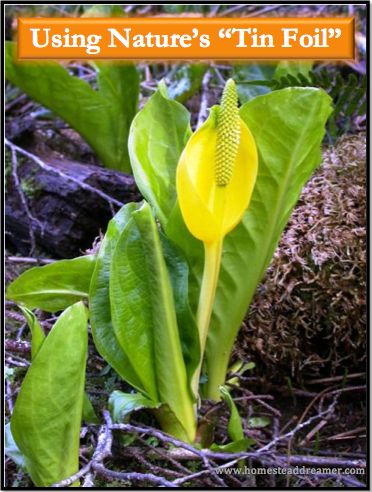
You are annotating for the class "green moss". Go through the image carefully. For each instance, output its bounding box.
[20,176,42,199]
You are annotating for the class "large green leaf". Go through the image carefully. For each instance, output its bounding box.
[128,82,203,311]
[5,42,138,172]
[11,302,88,486]
[89,203,145,393]
[6,255,96,312]
[204,88,333,398]
[163,88,332,398]
[19,306,97,423]
[110,202,195,441]
[128,83,191,226]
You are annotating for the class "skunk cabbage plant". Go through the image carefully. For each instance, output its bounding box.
[6,78,332,485]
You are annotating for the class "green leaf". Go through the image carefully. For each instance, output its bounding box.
[210,438,255,453]
[274,61,313,80]
[82,4,124,16]
[204,88,333,399]
[11,302,88,486]
[110,202,195,441]
[220,386,244,442]
[128,82,192,226]
[4,366,15,381]
[209,387,254,454]
[6,255,96,312]
[227,361,256,386]
[20,304,98,424]
[5,423,26,469]
[19,307,45,360]
[167,64,207,103]
[82,393,99,424]
[248,416,271,429]
[5,42,138,172]
[109,390,159,422]
[89,203,145,393]
[160,235,200,389]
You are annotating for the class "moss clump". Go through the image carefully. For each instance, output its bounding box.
[236,133,366,383]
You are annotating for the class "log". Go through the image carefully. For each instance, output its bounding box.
[5,151,140,258]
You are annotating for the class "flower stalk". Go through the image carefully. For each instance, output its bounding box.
[191,240,223,398]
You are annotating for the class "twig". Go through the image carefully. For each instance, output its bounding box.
[245,5,280,17]
[126,446,184,478]
[5,355,30,368]
[300,418,328,445]
[5,256,55,265]
[232,387,282,417]
[134,435,193,476]
[284,454,366,469]
[196,70,212,129]
[53,411,177,488]
[259,399,337,457]
[218,4,279,17]
[5,340,31,354]
[82,473,94,487]
[9,145,40,254]
[5,310,25,324]
[287,386,338,463]
[93,463,177,487]
[218,4,247,16]
[325,426,366,442]
[306,372,365,385]
[6,380,14,414]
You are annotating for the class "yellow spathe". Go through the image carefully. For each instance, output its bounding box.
[176,106,258,243]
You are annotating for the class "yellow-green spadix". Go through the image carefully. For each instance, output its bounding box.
[176,79,258,244]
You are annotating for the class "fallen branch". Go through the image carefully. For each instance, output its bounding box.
[5,139,139,257]
[5,139,125,208]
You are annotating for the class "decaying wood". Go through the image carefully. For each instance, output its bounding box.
[5,141,140,258]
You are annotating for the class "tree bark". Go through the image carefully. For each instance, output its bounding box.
[5,155,140,258]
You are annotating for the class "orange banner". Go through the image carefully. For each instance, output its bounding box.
[17,17,354,60]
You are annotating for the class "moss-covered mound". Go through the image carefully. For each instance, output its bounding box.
[237,133,366,383]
